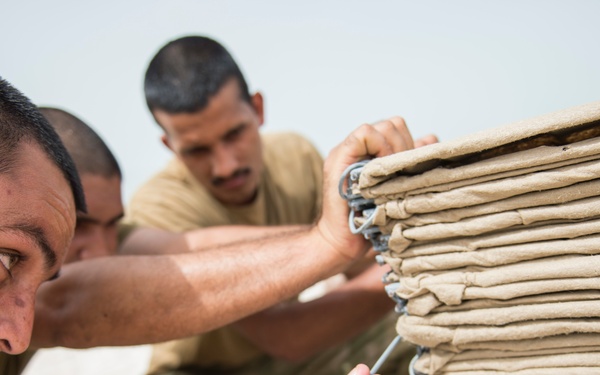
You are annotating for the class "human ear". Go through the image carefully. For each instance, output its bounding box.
[251,92,264,126]
[160,134,174,151]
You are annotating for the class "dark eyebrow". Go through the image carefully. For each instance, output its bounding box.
[77,212,124,226]
[181,144,210,155]
[4,222,57,269]
[181,123,246,155]
[223,123,246,138]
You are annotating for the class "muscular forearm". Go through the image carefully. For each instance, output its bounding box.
[119,225,304,255]
[32,116,422,350]
[231,264,393,362]
[32,226,367,348]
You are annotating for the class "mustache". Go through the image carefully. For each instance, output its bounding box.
[212,168,251,186]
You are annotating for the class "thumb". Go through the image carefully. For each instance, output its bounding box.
[349,363,373,375]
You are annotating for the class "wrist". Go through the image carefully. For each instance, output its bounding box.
[312,221,368,264]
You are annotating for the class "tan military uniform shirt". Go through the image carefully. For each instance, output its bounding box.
[125,132,324,372]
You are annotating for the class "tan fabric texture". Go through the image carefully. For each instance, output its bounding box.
[395,195,600,244]
[410,289,600,317]
[396,317,600,348]
[386,179,600,226]
[352,102,600,374]
[400,300,600,328]
[435,333,600,353]
[367,136,600,201]
[389,216,600,257]
[416,368,600,375]
[358,101,600,189]
[406,276,600,316]
[398,233,600,276]
[416,350,600,374]
[396,254,600,303]
[368,157,600,217]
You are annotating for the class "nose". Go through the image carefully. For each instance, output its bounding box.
[79,229,116,261]
[0,292,35,354]
[211,143,239,178]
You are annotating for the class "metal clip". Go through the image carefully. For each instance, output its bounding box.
[339,160,370,200]
[408,347,428,375]
[340,161,431,375]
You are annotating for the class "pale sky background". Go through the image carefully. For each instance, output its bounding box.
[3,2,600,373]
[2,0,599,202]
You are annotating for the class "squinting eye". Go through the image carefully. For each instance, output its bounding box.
[0,252,20,272]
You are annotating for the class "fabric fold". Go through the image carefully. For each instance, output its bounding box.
[369,142,600,200]
[353,102,600,374]
[359,101,600,189]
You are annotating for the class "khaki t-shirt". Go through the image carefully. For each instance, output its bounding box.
[125,132,323,372]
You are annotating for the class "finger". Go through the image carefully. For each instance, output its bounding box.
[414,134,439,148]
[338,115,416,160]
[343,123,392,159]
[348,364,372,375]
[370,116,414,153]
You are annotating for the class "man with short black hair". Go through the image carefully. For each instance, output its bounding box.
[128,36,420,375]
[38,107,124,263]
[0,76,418,375]
[0,77,85,356]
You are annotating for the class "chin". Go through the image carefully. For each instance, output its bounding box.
[220,188,258,206]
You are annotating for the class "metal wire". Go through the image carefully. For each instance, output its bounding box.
[370,335,403,374]
[339,161,418,375]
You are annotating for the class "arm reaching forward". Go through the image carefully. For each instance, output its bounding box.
[32,116,421,348]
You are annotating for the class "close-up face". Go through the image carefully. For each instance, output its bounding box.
[154,78,265,206]
[0,142,76,354]
[65,174,123,264]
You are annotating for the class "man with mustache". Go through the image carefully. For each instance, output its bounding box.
[126,35,422,375]
[0,78,401,375]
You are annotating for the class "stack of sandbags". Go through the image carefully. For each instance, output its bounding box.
[355,101,600,374]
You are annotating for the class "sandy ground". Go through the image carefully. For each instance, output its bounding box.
[22,345,153,375]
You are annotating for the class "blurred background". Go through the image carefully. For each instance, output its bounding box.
[3,0,599,201]
[2,1,600,373]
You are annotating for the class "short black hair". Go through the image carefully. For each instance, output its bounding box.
[39,107,122,179]
[0,77,86,213]
[144,35,251,115]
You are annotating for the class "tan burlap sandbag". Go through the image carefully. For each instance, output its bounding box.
[396,317,600,348]
[416,350,600,375]
[387,217,600,257]
[400,300,600,328]
[384,179,600,226]
[406,277,600,316]
[435,333,600,353]
[398,233,600,276]
[420,367,600,375]
[415,346,600,375]
[371,151,600,205]
[358,101,600,190]
[394,195,600,245]
[369,158,600,217]
[407,289,600,317]
[392,139,600,198]
[397,255,600,303]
